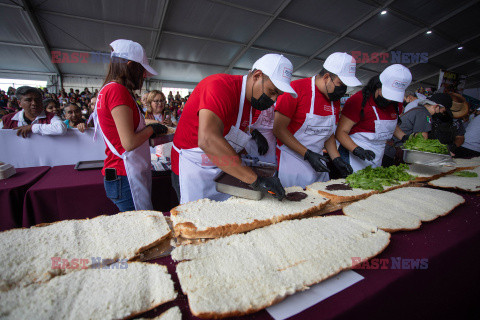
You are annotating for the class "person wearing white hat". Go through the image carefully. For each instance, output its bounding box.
[336,64,412,172]
[93,39,167,212]
[273,52,361,188]
[171,53,297,204]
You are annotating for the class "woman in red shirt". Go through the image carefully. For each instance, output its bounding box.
[336,64,411,172]
[94,39,166,211]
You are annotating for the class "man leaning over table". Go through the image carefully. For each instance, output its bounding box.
[0,86,66,137]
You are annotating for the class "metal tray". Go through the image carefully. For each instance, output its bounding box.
[74,160,104,170]
[214,164,276,200]
[402,148,454,166]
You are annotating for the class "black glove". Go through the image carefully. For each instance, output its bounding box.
[353,146,376,161]
[400,134,410,144]
[250,176,285,201]
[148,123,168,138]
[251,129,268,155]
[304,149,330,173]
[448,143,457,154]
[332,157,353,178]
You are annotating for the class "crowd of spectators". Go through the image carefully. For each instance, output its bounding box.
[0,85,190,137]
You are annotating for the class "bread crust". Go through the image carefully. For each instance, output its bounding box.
[172,199,330,239]
[310,188,378,204]
[185,232,391,319]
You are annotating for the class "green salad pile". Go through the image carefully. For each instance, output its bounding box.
[345,164,416,191]
[403,133,449,154]
[453,171,478,178]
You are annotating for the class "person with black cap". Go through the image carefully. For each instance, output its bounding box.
[171,54,297,204]
[274,52,361,187]
[336,64,412,172]
[383,92,453,165]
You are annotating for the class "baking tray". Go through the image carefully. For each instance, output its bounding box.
[214,164,276,200]
[74,160,104,170]
[403,149,455,166]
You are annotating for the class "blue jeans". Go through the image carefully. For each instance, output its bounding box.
[104,175,135,212]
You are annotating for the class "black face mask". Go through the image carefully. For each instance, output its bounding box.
[374,94,391,108]
[251,76,274,111]
[326,78,347,101]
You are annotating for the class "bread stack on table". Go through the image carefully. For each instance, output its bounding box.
[1,157,479,319]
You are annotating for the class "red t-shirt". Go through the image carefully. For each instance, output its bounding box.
[341,91,403,135]
[97,82,140,176]
[171,74,252,174]
[274,77,340,146]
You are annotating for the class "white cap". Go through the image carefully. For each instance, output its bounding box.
[110,39,158,77]
[379,64,412,103]
[323,52,362,87]
[252,54,297,98]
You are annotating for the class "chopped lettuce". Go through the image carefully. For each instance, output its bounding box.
[345,164,416,191]
[453,171,478,177]
[403,133,449,154]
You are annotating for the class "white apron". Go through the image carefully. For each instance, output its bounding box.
[244,105,277,163]
[93,82,153,210]
[277,76,336,188]
[174,75,251,204]
[349,106,398,172]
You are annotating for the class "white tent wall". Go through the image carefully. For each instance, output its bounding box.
[61,75,105,92]
[464,88,480,100]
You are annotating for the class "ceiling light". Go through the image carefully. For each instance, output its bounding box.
[458,46,463,50]
[426,30,432,34]
[380,10,387,15]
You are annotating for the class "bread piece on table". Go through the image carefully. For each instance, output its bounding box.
[137,306,182,320]
[428,166,480,192]
[172,216,390,319]
[306,178,378,204]
[406,164,455,182]
[0,210,171,291]
[0,262,176,320]
[449,157,480,170]
[343,187,465,232]
[171,186,330,239]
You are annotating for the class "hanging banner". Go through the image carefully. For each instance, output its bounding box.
[437,69,467,94]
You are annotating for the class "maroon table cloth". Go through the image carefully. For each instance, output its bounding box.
[138,191,480,320]
[22,165,178,227]
[0,166,50,232]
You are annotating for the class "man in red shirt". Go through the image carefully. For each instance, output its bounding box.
[274,52,361,188]
[171,54,297,204]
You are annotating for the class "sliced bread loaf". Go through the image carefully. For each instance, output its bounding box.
[306,179,378,204]
[406,164,454,182]
[0,211,171,291]
[450,157,480,170]
[428,167,480,192]
[0,262,176,320]
[172,216,390,318]
[171,186,330,239]
[343,187,465,232]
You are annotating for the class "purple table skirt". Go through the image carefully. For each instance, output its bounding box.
[0,166,50,231]
[22,165,178,228]
[138,191,480,320]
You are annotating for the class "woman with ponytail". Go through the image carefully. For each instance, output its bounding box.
[335,64,412,172]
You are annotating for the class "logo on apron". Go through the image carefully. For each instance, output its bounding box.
[304,125,331,136]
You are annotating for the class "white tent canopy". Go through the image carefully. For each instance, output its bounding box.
[1,0,480,93]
